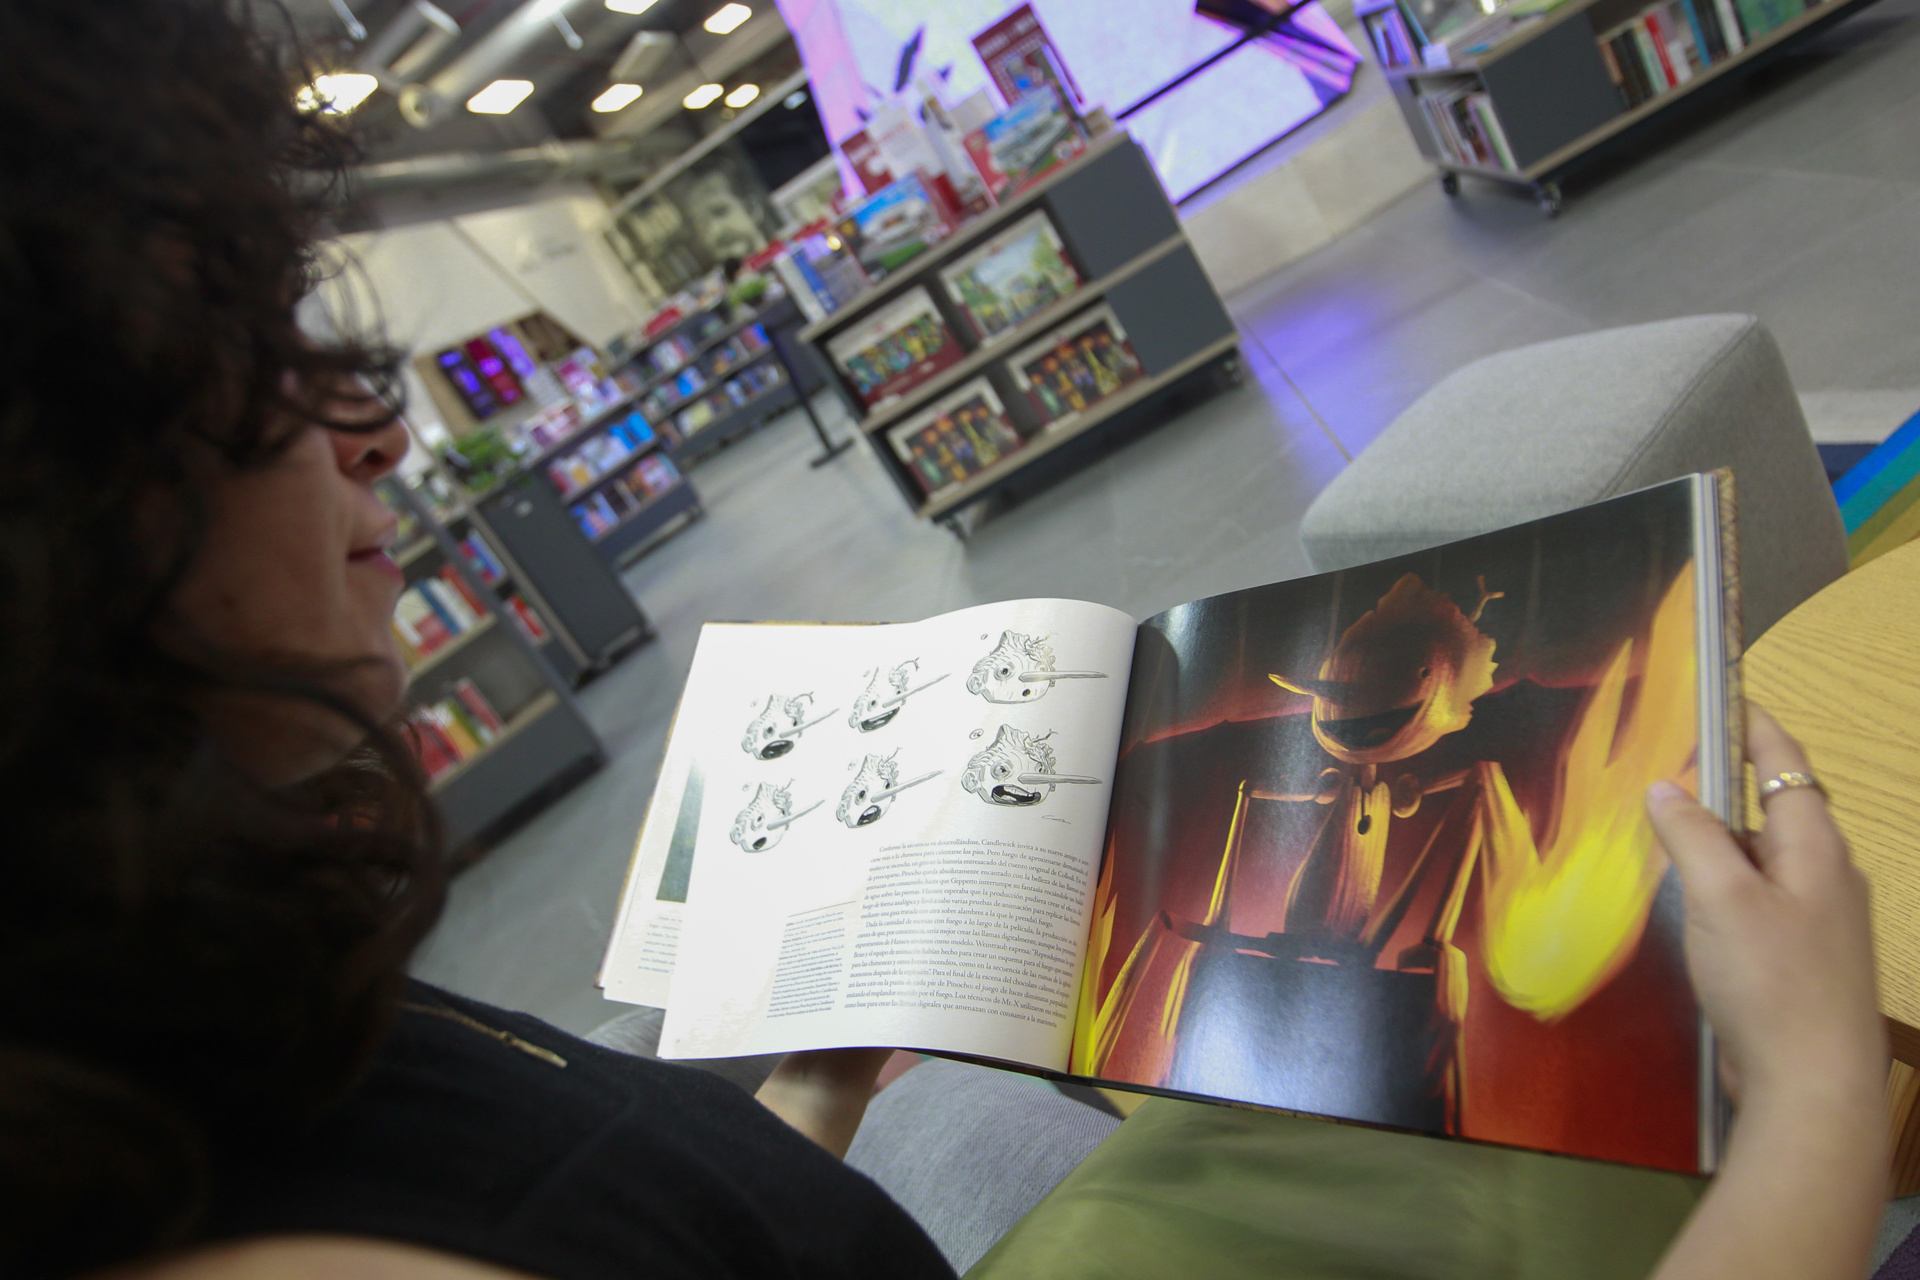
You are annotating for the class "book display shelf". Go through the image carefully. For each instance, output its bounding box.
[1363,0,1889,213]
[799,132,1240,536]
[379,478,603,854]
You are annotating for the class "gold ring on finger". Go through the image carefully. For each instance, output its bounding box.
[1757,771,1827,803]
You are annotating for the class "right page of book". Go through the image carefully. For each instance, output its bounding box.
[1073,476,1724,1173]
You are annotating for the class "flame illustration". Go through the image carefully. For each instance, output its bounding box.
[1477,561,1697,1019]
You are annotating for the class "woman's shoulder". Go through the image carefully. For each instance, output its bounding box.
[105,1237,542,1280]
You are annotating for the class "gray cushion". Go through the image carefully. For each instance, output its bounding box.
[1298,314,1846,638]
[845,1060,1120,1276]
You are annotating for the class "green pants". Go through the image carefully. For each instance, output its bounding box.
[968,1099,1706,1280]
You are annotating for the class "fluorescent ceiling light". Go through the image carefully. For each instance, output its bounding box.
[723,83,759,108]
[467,79,535,114]
[703,3,751,34]
[592,83,645,112]
[683,82,724,109]
[605,0,661,12]
[296,71,379,115]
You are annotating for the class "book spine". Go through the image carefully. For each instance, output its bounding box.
[1668,0,1704,73]
[1678,0,1717,62]
[1652,6,1695,80]
[1633,18,1675,90]
[1617,31,1653,103]
[452,678,507,736]
[430,703,481,759]
[1472,96,1519,171]
[1715,0,1748,49]
[1690,0,1728,61]
[1597,33,1629,108]
[415,580,467,635]
[438,564,488,617]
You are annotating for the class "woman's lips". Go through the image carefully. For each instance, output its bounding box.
[350,546,403,583]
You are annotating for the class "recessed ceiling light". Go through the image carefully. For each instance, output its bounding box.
[683,82,724,109]
[605,0,661,12]
[467,79,535,114]
[296,71,379,115]
[592,83,645,112]
[723,83,760,108]
[703,3,752,34]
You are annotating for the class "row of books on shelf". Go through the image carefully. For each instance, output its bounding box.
[404,678,509,783]
[883,301,1146,501]
[571,453,684,541]
[1417,86,1518,171]
[546,411,661,499]
[1599,0,1793,107]
[825,210,1086,409]
[675,364,786,437]
[392,567,491,668]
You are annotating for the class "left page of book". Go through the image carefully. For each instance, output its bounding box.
[649,599,1137,1071]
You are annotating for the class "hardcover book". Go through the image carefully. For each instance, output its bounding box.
[937,212,1082,344]
[601,475,1739,1174]
[1007,302,1145,428]
[963,87,1088,202]
[824,286,966,409]
[885,378,1027,499]
[834,173,952,280]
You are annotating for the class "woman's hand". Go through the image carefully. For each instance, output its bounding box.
[1647,703,1888,1280]
[754,1047,895,1159]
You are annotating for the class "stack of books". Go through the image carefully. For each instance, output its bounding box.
[1418,87,1518,170]
[1599,0,1778,106]
[392,568,491,669]
[404,678,508,782]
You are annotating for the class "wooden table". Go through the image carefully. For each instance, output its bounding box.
[1743,538,1920,1193]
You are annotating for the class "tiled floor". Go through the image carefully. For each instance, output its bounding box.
[412,0,1920,1045]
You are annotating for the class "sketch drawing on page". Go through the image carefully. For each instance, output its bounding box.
[848,659,949,731]
[730,781,822,851]
[966,631,1106,703]
[837,751,943,828]
[741,692,837,760]
[961,724,1103,808]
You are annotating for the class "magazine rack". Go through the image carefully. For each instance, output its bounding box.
[799,131,1240,536]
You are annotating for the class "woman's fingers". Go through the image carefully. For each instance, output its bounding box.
[1648,779,1754,904]
[1747,704,1848,888]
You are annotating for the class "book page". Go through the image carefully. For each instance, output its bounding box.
[651,599,1136,1072]
[1073,479,1716,1173]
[598,723,701,1009]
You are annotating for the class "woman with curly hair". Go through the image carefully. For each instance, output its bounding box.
[0,2,1891,1279]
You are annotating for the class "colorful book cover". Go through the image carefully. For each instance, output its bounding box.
[938,211,1082,344]
[824,286,966,409]
[1006,302,1146,429]
[834,173,951,281]
[885,378,1027,499]
[962,87,1088,203]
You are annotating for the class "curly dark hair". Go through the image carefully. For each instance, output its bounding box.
[0,2,445,1275]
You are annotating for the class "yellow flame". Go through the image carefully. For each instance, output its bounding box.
[1479,563,1697,1019]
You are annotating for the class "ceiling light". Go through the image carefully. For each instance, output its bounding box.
[592,83,645,112]
[605,0,662,12]
[683,82,724,109]
[724,83,759,109]
[467,79,535,114]
[296,71,379,115]
[703,3,751,34]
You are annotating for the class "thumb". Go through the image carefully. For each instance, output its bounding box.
[1646,780,1752,903]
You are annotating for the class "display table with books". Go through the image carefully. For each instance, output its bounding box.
[798,130,1239,534]
[1362,0,1890,213]
[1743,538,1920,1195]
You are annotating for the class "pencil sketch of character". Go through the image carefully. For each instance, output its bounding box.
[967,631,1106,704]
[961,725,1103,808]
[848,659,948,732]
[740,692,836,760]
[836,751,942,828]
[730,781,822,852]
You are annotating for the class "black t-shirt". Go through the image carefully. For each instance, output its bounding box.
[205,982,957,1280]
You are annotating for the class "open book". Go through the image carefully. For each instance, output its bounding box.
[601,474,1740,1173]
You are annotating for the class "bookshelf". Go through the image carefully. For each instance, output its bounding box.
[379,479,603,853]
[799,132,1241,536]
[1363,0,1891,214]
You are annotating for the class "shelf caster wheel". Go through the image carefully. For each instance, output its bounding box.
[1535,182,1563,218]
[1440,171,1461,197]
